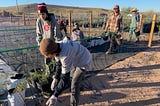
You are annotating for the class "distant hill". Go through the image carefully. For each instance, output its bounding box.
[0,3,109,15]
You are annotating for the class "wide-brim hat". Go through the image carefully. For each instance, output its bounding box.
[131,8,138,12]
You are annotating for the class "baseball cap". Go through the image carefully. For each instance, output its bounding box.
[37,3,48,13]
[113,5,119,9]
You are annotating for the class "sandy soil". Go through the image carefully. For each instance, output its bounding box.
[53,34,160,106]
[78,50,160,106]
[79,34,160,106]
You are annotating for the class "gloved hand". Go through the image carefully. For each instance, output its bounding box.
[51,76,58,91]
[46,95,57,106]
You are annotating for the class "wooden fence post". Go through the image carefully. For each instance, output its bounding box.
[60,12,62,20]
[139,13,143,29]
[68,11,72,34]
[23,13,26,26]
[10,13,13,23]
[90,11,92,28]
[148,14,157,47]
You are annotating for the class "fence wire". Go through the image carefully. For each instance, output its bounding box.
[0,25,44,72]
[0,14,159,73]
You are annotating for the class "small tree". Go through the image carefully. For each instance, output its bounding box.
[121,7,132,31]
[121,7,132,16]
[143,10,155,23]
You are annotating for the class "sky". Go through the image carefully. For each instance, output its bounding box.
[0,0,159,12]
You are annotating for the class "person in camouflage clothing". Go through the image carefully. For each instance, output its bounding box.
[104,5,123,54]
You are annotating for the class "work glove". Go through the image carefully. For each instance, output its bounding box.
[51,76,58,91]
[46,95,57,106]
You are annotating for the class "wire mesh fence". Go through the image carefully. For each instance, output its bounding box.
[0,12,106,73]
[0,13,159,73]
[0,25,44,73]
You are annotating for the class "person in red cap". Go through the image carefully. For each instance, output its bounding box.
[36,3,63,43]
[104,5,123,54]
[36,3,63,77]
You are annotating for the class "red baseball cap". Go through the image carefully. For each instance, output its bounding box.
[37,3,48,13]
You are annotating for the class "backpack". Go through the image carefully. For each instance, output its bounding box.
[136,12,140,22]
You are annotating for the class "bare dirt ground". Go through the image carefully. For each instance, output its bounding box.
[54,33,160,106]
[78,49,160,106]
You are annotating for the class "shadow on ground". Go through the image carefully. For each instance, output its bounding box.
[56,39,160,106]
